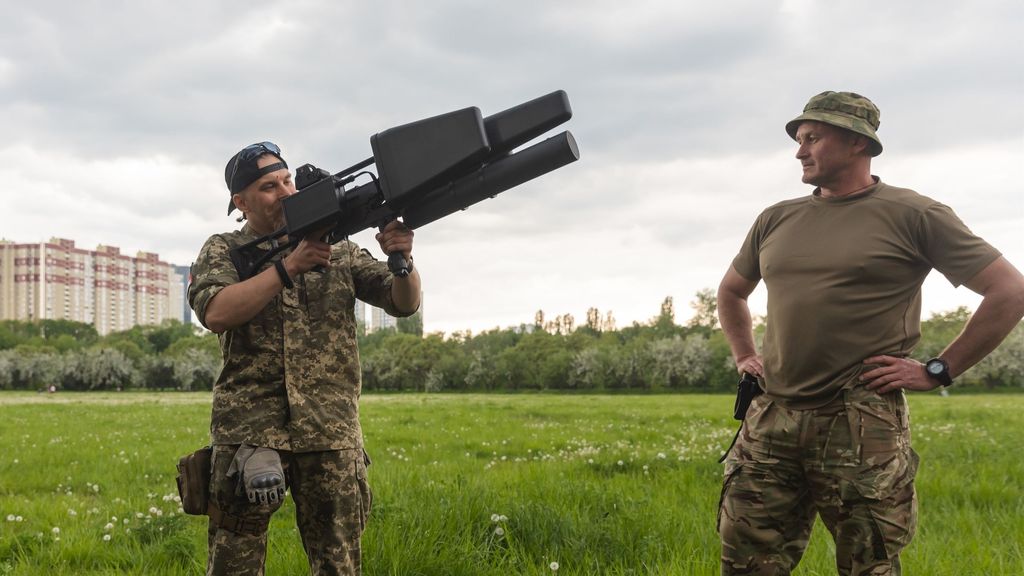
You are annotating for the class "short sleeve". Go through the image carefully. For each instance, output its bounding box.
[347,241,417,317]
[187,235,240,329]
[918,203,1001,287]
[731,214,766,282]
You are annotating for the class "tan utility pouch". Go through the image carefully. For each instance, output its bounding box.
[176,446,213,515]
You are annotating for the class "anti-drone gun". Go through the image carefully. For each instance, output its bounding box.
[229,90,580,280]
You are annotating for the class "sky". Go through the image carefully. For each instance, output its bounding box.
[1,0,1021,335]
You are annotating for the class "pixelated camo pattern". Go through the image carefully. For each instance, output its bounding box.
[206,446,371,575]
[188,223,406,451]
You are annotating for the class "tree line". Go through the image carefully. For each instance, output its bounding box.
[1,291,1022,392]
[0,318,219,391]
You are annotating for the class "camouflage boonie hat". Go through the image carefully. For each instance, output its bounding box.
[785,91,883,156]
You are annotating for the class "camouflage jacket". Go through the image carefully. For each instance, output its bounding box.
[188,223,409,452]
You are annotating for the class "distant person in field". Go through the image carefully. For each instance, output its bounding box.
[715,91,1024,575]
[188,141,421,575]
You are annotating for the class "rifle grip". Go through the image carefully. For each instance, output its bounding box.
[379,220,411,278]
[388,252,410,278]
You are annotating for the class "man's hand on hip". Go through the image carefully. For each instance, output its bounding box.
[861,355,941,393]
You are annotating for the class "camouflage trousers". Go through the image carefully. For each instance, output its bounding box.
[718,385,919,576]
[206,446,372,576]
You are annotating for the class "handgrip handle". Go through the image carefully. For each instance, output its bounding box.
[388,252,410,278]
[379,220,411,277]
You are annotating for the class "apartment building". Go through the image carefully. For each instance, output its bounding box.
[0,238,185,335]
[356,290,424,334]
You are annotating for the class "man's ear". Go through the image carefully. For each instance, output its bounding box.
[852,135,871,157]
[231,192,247,213]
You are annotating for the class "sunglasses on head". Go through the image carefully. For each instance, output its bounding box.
[229,141,282,192]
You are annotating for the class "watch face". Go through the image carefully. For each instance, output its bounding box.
[927,361,943,375]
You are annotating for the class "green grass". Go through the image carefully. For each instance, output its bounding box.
[1,392,1022,575]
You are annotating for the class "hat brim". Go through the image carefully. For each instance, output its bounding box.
[785,111,883,157]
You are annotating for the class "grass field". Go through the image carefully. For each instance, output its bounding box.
[1,392,1022,575]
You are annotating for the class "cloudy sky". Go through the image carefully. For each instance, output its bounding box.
[2,0,1021,334]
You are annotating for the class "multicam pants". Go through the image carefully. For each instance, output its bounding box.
[718,385,919,576]
[206,446,372,576]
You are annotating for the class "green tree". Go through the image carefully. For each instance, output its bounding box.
[568,336,621,390]
[142,356,177,390]
[688,288,719,332]
[496,330,572,390]
[650,296,681,339]
[915,307,971,360]
[62,348,139,390]
[585,307,601,333]
[146,319,198,354]
[705,330,739,391]
[397,310,424,337]
[361,332,427,391]
[643,334,712,389]
[40,319,99,345]
[165,333,221,359]
[968,324,1024,388]
[102,326,154,355]
[170,348,221,390]
[0,324,17,350]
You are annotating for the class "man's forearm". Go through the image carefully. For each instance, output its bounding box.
[203,267,286,333]
[943,257,1024,377]
[718,290,758,362]
[941,292,1024,377]
[391,268,422,315]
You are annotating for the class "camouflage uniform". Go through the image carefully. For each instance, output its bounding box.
[719,385,919,575]
[206,446,371,575]
[189,223,410,575]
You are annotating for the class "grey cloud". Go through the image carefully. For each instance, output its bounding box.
[2,0,1022,332]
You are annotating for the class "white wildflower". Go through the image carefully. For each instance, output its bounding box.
[550,561,560,571]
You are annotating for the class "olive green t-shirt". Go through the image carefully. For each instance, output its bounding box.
[733,180,1000,409]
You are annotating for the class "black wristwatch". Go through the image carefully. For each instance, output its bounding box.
[924,357,953,387]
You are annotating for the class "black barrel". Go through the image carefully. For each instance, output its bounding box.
[403,131,579,229]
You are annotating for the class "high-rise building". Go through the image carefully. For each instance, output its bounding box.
[364,291,423,334]
[173,264,192,325]
[370,305,398,332]
[354,300,366,328]
[0,238,185,334]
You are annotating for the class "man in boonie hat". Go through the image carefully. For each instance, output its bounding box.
[188,142,422,575]
[786,90,883,157]
[715,91,1024,575]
